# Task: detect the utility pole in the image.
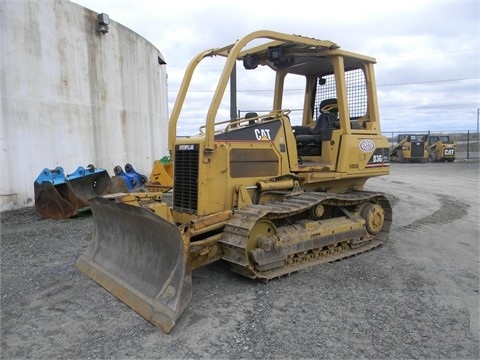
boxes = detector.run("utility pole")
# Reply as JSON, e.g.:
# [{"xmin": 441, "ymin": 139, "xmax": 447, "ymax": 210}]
[{"xmin": 477, "ymin": 108, "xmax": 479, "ymax": 152}]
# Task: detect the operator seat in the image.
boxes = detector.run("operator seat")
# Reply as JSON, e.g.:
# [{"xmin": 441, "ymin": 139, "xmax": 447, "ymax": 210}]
[{"xmin": 295, "ymin": 98, "xmax": 339, "ymax": 156}]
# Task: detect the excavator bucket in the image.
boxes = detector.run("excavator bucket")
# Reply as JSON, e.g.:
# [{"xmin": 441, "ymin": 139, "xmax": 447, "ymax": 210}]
[
  {"xmin": 34, "ymin": 167, "xmax": 88, "ymax": 220},
  {"xmin": 144, "ymin": 157, "xmax": 174, "ymax": 192},
  {"xmin": 34, "ymin": 165, "xmax": 112, "ymax": 220},
  {"xmin": 34, "ymin": 180, "xmax": 86, "ymax": 219},
  {"xmin": 76, "ymin": 196, "xmax": 192, "ymax": 333},
  {"xmin": 150, "ymin": 157, "xmax": 174, "ymax": 187},
  {"xmin": 111, "ymin": 164, "xmax": 147, "ymax": 191},
  {"xmin": 66, "ymin": 165, "xmax": 112, "ymax": 202}
]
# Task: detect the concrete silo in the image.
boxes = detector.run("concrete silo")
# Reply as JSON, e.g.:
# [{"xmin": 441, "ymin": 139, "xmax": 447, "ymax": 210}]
[{"xmin": 0, "ymin": 0, "xmax": 169, "ymax": 211}]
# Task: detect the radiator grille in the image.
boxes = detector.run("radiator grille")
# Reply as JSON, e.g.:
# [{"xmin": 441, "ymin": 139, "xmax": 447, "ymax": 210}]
[{"xmin": 173, "ymin": 144, "xmax": 199, "ymax": 213}]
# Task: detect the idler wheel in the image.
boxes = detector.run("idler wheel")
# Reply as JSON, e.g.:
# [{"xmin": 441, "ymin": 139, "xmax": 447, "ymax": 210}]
[{"xmin": 360, "ymin": 202, "xmax": 385, "ymax": 235}]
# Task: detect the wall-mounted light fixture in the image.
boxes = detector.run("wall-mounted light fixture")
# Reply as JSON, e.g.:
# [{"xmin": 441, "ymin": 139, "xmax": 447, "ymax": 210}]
[{"xmin": 97, "ymin": 13, "xmax": 109, "ymax": 34}]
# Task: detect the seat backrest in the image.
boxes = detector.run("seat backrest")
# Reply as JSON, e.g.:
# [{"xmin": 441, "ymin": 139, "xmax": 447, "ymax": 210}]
[
  {"xmin": 311, "ymin": 98, "xmax": 339, "ymax": 140},
  {"xmin": 312, "ymin": 112, "xmax": 338, "ymax": 140},
  {"xmin": 245, "ymin": 112, "xmax": 258, "ymax": 125},
  {"xmin": 319, "ymin": 98, "xmax": 338, "ymax": 113}
]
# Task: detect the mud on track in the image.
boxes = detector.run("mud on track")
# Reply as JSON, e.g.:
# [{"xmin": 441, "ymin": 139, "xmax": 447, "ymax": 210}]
[{"xmin": 1, "ymin": 161, "xmax": 479, "ymax": 359}]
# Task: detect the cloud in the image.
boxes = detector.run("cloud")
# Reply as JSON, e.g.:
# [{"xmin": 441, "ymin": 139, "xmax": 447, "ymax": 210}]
[{"xmin": 73, "ymin": 0, "xmax": 479, "ymax": 134}]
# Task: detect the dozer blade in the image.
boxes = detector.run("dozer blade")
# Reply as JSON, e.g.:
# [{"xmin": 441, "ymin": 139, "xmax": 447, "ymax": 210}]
[
  {"xmin": 76, "ymin": 196, "xmax": 192, "ymax": 333},
  {"xmin": 34, "ymin": 181, "xmax": 87, "ymax": 220}
]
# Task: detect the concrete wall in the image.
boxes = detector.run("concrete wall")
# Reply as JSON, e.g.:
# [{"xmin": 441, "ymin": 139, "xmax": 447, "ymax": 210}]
[{"xmin": 0, "ymin": 0, "xmax": 169, "ymax": 211}]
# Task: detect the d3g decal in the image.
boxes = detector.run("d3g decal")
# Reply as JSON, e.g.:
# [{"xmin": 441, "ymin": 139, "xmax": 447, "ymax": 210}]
[{"xmin": 366, "ymin": 147, "xmax": 390, "ymax": 167}]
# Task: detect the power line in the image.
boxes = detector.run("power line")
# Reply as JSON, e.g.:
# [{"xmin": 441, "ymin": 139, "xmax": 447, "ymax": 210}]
[
  {"xmin": 377, "ymin": 76, "xmax": 479, "ymax": 87},
  {"xmin": 167, "ymin": 76, "xmax": 479, "ymax": 93},
  {"xmin": 379, "ymin": 102, "xmax": 478, "ymax": 110}
]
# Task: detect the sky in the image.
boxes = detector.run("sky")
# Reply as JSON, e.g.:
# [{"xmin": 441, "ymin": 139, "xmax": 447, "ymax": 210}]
[{"xmin": 72, "ymin": 0, "xmax": 479, "ymax": 135}]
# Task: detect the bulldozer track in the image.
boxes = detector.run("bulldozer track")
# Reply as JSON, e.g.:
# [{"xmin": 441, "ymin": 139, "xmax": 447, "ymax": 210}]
[{"xmin": 220, "ymin": 191, "xmax": 392, "ymax": 281}]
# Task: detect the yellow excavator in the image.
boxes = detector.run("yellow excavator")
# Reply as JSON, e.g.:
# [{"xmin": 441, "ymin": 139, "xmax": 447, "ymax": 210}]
[{"xmin": 76, "ymin": 30, "xmax": 392, "ymax": 333}]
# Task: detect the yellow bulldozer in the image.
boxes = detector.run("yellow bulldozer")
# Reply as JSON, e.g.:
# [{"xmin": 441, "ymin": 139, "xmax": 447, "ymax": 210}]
[{"xmin": 76, "ymin": 30, "xmax": 392, "ymax": 333}]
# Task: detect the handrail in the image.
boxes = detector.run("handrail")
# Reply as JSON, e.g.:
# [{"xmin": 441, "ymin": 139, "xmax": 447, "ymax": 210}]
[{"xmin": 197, "ymin": 109, "xmax": 291, "ymax": 135}]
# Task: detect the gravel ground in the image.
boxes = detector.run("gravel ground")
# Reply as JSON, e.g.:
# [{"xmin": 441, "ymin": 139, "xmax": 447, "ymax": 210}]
[{"xmin": 1, "ymin": 161, "xmax": 479, "ymax": 359}]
